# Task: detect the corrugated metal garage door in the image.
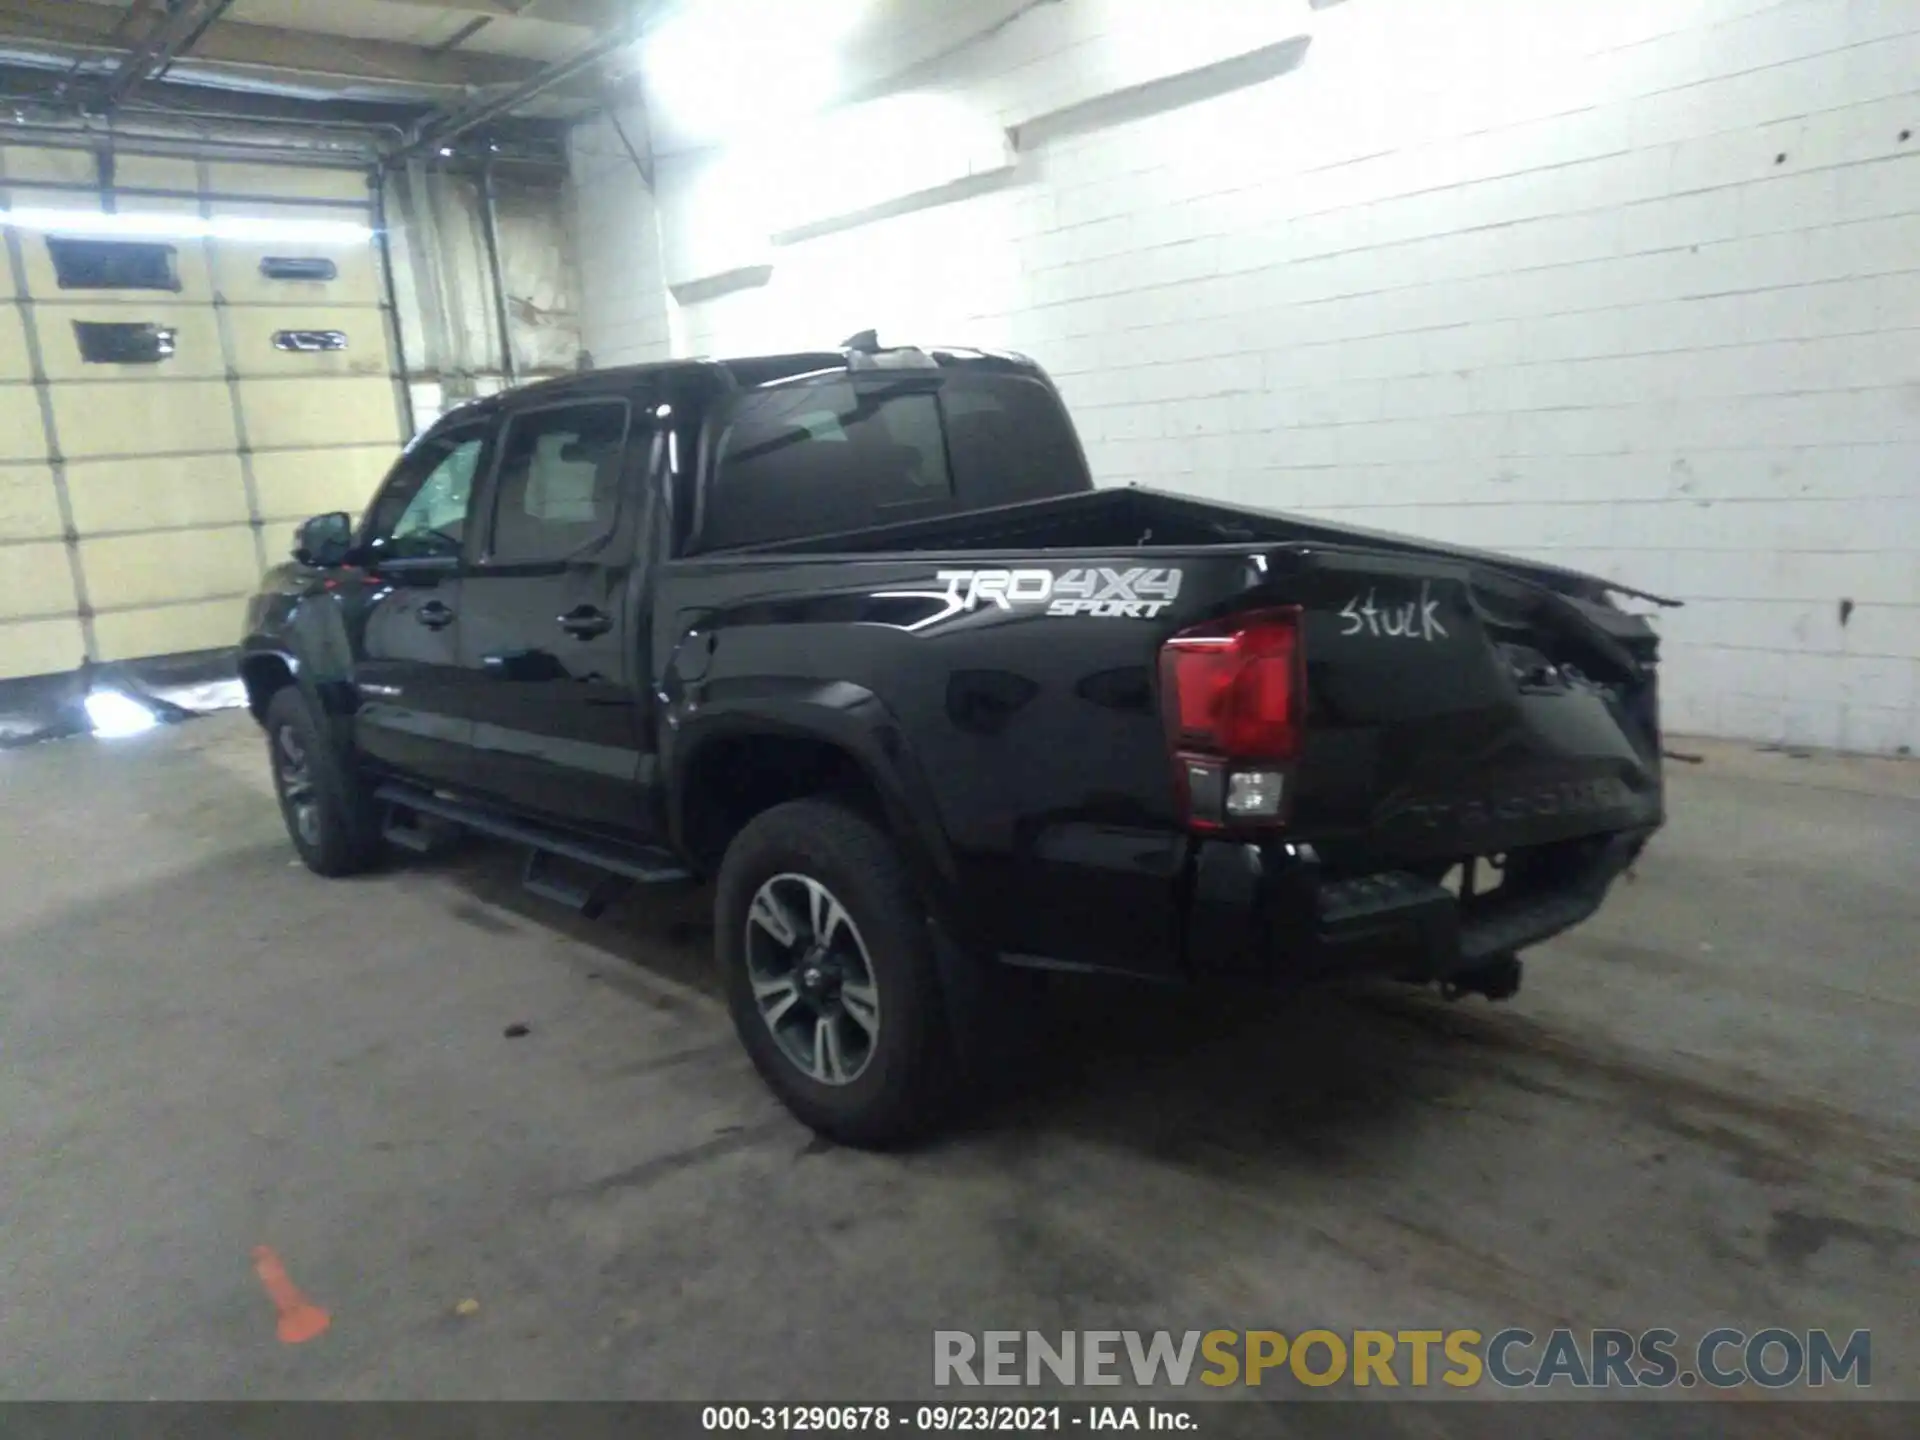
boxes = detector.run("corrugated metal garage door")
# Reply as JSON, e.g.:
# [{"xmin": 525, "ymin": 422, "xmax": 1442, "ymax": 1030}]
[{"xmin": 0, "ymin": 146, "xmax": 404, "ymax": 681}]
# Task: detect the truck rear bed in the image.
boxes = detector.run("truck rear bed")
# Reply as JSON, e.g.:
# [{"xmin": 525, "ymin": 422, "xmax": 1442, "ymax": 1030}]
[
  {"xmin": 670, "ymin": 485, "xmax": 1667, "ymax": 981},
  {"xmin": 733, "ymin": 484, "xmax": 1675, "ymax": 609}
]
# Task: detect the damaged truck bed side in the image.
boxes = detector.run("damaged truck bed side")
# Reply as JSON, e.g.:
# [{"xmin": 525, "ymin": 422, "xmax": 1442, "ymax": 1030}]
[{"xmin": 240, "ymin": 338, "xmax": 1672, "ymax": 1145}]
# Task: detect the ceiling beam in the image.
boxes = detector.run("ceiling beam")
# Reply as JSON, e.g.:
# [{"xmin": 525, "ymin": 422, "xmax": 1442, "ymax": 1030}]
[
  {"xmin": 40, "ymin": 0, "xmax": 156, "ymax": 106},
  {"xmin": 388, "ymin": 0, "xmax": 660, "ymax": 161},
  {"xmin": 361, "ymin": 0, "xmax": 622, "ymax": 27},
  {"xmin": 390, "ymin": 23, "xmax": 628, "ymax": 159},
  {"xmin": 95, "ymin": 0, "xmax": 235, "ymax": 111},
  {"xmin": 0, "ymin": 55, "xmax": 576, "ymax": 165},
  {"xmin": 0, "ymin": 0, "xmax": 561, "ymax": 93}
]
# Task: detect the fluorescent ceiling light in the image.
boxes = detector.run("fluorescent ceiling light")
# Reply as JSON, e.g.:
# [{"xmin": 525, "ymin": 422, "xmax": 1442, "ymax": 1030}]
[
  {"xmin": 1, "ymin": 207, "xmax": 372, "ymax": 244},
  {"xmin": 208, "ymin": 215, "xmax": 373, "ymax": 243},
  {"xmin": 84, "ymin": 689, "xmax": 158, "ymax": 739},
  {"xmin": 641, "ymin": 0, "xmax": 875, "ymax": 145}
]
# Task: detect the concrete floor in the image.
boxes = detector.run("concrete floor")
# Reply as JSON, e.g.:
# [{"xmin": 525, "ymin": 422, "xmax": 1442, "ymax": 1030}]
[{"xmin": 1, "ymin": 713, "xmax": 1915, "ymax": 1422}]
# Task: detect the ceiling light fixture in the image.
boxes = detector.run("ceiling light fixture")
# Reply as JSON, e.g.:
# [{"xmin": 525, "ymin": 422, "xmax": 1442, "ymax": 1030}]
[
  {"xmin": 1, "ymin": 207, "xmax": 374, "ymax": 244},
  {"xmin": 639, "ymin": 0, "xmax": 877, "ymax": 145}
]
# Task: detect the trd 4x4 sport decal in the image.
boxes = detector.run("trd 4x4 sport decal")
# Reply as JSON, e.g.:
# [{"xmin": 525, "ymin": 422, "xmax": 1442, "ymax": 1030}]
[{"xmin": 876, "ymin": 567, "xmax": 1184, "ymax": 631}]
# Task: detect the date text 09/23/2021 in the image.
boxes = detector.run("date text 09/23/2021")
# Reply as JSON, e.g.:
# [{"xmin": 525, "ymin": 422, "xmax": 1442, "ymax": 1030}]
[{"xmin": 702, "ymin": 1406, "xmax": 1189, "ymax": 1432}]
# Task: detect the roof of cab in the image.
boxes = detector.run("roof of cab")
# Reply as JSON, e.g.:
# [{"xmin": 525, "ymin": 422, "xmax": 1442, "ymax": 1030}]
[{"xmin": 433, "ymin": 343, "xmax": 1046, "ymax": 423}]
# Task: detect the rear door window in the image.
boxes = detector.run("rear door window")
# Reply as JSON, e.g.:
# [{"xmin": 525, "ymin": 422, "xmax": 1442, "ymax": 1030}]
[
  {"xmin": 486, "ymin": 400, "xmax": 631, "ymax": 563},
  {"xmin": 703, "ymin": 380, "xmax": 951, "ymax": 548}
]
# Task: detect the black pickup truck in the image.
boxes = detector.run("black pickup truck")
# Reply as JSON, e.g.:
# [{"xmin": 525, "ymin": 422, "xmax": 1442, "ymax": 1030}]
[{"xmin": 240, "ymin": 336, "xmax": 1669, "ymax": 1145}]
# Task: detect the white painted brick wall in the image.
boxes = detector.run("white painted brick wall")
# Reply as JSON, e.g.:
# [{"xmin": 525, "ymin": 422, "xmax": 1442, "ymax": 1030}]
[
  {"xmin": 569, "ymin": 105, "xmax": 674, "ymax": 366},
  {"xmin": 571, "ymin": 0, "xmax": 1920, "ymax": 755}
]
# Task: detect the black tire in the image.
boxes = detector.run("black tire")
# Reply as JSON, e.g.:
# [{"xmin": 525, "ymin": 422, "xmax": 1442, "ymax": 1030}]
[
  {"xmin": 264, "ymin": 685, "xmax": 382, "ymax": 877},
  {"xmin": 715, "ymin": 798, "xmax": 955, "ymax": 1147}
]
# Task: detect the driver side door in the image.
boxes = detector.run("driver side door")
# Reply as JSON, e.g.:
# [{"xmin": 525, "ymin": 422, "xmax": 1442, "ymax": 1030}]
[{"xmin": 351, "ymin": 418, "xmax": 492, "ymax": 787}]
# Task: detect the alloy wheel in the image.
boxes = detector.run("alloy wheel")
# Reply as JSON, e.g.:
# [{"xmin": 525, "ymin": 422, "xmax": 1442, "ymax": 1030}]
[
  {"xmin": 743, "ymin": 873, "xmax": 881, "ymax": 1086},
  {"xmin": 274, "ymin": 723, "xmax": 322, "ymax": 849}
]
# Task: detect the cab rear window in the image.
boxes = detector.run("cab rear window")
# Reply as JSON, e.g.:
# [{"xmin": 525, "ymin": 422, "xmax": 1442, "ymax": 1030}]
[{"xmin": 701, "ymin": 373, "xmax": 1087, "ymax": 550}]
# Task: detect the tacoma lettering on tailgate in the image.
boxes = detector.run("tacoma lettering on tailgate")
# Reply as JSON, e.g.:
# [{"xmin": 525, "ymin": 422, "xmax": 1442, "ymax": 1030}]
[{"xmin": 1399, "ymin": 777, "xmax": 1636, "ymax": 831}]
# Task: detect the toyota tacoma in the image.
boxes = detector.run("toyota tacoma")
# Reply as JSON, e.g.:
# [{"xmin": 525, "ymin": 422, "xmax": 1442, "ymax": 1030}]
[{"xmin": 239, "ymin": 335, "xmax": 1671, "ymax": 1145}]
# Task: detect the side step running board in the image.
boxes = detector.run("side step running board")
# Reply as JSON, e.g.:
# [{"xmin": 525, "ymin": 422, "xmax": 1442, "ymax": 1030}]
[
  {"xmin": 383, "ymin": 807, "xmax": 462, "ymax": 854},
  {"xmin": 522, "ymin": 848, "xmax": 629, "ymax": 918},
  {"xmin": 374, "ymin": 783, "xmax": 691, "ymax": 915}
]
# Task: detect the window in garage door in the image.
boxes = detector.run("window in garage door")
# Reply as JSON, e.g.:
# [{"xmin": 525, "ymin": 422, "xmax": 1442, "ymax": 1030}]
[
  {"xmin": 0, "ymin": 149, "xmax": 406, "ymax": 680},
  {"xmin": 46, "ymin": 237, "xmax": 183, "ymax": 292}
]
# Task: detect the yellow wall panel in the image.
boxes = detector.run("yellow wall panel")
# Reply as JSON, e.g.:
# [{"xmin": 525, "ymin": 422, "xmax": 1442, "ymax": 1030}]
[
  {"xmin": 0, "ymin": 307, "xmax": 32, "ymax": 380},
  {"xmin": 81, "ymin": 525, "xmax": 257, "ymax": 610},
  {"xmin": 93, "ymin": 598, "xmax": 243, "ymax": 662},
  {"xmin": 112, "ymin": 156, "xmax": 201, "ymax": 192},
  {"xmin": 0, "ymin": 539, "xmax": 76, "ymax": 620},
  {"xmin": 0, "ymin": 615, "xmax": 86, "ymax": 681},
  {"xmin": 34, "ymin": 304, "xmax": 224, "ymax": 381},
  {"xmin": 0, "ymin": 149, "xmax": 196, "ymax": 191},
  {"xmin": 65, "ymin": 454, "xmax": 249, "ymax": 535},
  {"xmin": 203, "ymin": 163, "xmax": 370, "ymax": 203},
  {"xmin": 0, "ymin": 464, "xmax": 64, "ymax": 542},
  {"xmin": 241, "ymin": 376, "xmax": 397, "ymax": 450},
  {"xmin": 0, "ymin": 386, "xmax": 49, "ymax": 461},
  {"xmin": 226, "ymin": 305, "xmax": 392, "ymax": 379},
  {"xmin": 51, "ymin": 380, "xmax": 236, "ymax": 459},
  {"xmin": 1, "ymin": 146, "xmax": 95, "ymax": 185},
  {"xmin": 251, "ymin": 445, "xmax": 394, "ymax": 524}
]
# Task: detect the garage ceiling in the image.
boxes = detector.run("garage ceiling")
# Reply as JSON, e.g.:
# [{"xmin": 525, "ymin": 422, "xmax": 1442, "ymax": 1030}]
[
  {"xmin": 0, "ymin": 0, "xmax": 604, "ymax": 94},
  {"xmin": 0, "ymin": 0, "xmax": 632, "ymax": 167},
  {"xmin": 0, "ymin": 0, "xmax": 1052, "ymax": 166}
]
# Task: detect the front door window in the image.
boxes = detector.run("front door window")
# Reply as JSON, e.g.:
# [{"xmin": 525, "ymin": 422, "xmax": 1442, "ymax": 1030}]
[{"xmin": 362, "ymin": 427, "xmax": 489, "ymax": 563}]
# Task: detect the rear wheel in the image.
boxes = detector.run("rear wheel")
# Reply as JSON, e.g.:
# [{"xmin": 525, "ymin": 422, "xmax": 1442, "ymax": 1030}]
[
  {"xmin": 264, "ymin": 686, "xmax": 381, "ymax": 877},
  {"xmin": 715, "ymin": 798, "xmax": 954, "ymax": 1147}
]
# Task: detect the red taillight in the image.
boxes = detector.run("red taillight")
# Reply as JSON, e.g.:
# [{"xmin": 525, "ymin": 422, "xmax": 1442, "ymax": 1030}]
[
  {"xmin": 1159, "ymin": 608, "xmax": 1303, "ymax": 829},
  {"xmin": 1160, "ymin": 609, "xmax": 1302, "ymax": 759}
]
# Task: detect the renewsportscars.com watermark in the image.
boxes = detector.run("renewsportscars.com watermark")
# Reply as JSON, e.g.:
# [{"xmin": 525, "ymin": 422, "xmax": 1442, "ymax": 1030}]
[{"xmin": 934, "ymin": 1328, "xmax": 1873, "ymax": 1391}]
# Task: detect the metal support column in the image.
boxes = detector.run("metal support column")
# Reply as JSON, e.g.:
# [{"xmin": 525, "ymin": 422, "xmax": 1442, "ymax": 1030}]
[
  {"xmin": 478, "ymin": 159, "xmax": 517, "ymax": 387},
  {"xmin": 371, "ymin": 172, "xmax": 418, "ymax": 439}
]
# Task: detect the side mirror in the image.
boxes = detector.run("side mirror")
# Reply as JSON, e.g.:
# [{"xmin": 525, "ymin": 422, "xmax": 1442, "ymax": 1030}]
[{"xmin": 293, "ymin": 511, "xmax": 353, "ymax": 567}]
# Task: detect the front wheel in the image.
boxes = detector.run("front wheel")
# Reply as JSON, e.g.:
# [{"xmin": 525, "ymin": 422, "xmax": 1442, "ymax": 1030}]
[
  {"xmin": 264, "ymin": 685, "xmax": 381, "ymax": 877},
  {"xmin": 714, "ymin": 798, "xmax": 954, "ymax": 1147}
]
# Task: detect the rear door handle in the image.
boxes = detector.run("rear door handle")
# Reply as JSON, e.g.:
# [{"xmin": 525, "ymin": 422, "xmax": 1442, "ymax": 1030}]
[
  {"xmin": 559, "ymin": 605, "xmax": 613, "ymax": 639},
  {"xmin": 415, "ymin": 600, "xmax": 455, "ymax": 630}
]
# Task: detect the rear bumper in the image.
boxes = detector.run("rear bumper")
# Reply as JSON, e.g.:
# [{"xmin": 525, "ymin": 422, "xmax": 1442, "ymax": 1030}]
[{"xmin": 1184, "ymin": 826, "xmax": 1655, "ymax": 984}]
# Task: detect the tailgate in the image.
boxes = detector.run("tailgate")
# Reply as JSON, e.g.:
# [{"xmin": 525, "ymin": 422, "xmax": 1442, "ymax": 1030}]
[{"xmin": 1256, "ymin": 544, "xmax": 1664, "ymax": 870}]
